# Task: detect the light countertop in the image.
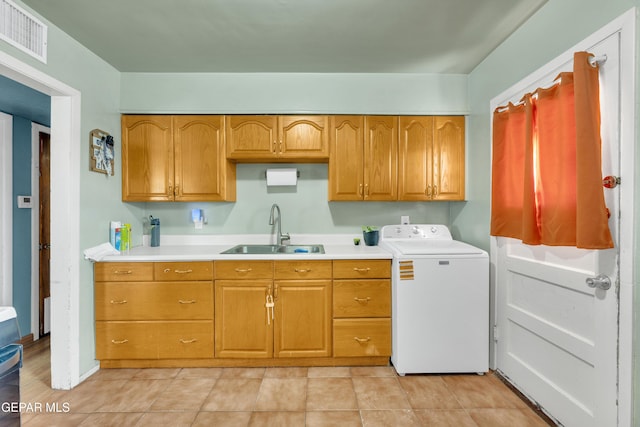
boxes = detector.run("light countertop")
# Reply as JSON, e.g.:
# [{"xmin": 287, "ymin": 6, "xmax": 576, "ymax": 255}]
[{"xmin": 95, "ymin": 234, "xmax": 392, "ymax": 262}]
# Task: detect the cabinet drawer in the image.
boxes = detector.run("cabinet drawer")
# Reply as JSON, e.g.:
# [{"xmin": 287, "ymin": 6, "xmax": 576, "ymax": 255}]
[
  {"xmin": 215, "ymin": 261, "xmax": 273, "ymax": 279},
  {"xmin": 154, "ymin": 262, "xmax": 213, "ymax": 281},
  {"xmin": 158, "ymin": 321, "xmax": 214, "ymax": 359},
  {"xmin": 96, "ymin": 321, "xmax": 157, "ymax": 359},
  {"xmin": 94, "ymin": 262, "xmax": 154, "ymax": 282},
  {"xmin": 333, "ymin": 280, "xmax": 390, "ymax": 318},
  {"xmin": 333, "ymin": 260, "xmax": 391, "ymax": 279},
  {"xmin": 333, "ymin": 318, "xmax": 391, "ymax": 357},
  {"xmin": 274, "ymin": 260, "xmax": 332, "ymax": 279},
  {"xmin": 95, "ymin": 282, "xmax": 213, "ymax": 320}
]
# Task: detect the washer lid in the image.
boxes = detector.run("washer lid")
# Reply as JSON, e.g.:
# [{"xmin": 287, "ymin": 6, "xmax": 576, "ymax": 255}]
[{"xmin": 391, "ymin": 240, "xmax": 485, "ymax": 255}]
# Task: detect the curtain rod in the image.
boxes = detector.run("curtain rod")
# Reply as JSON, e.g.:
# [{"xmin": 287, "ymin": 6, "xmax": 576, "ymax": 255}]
[{"xmin": 589, "ymin": 54, "xmax": 607, "ymax": 66}]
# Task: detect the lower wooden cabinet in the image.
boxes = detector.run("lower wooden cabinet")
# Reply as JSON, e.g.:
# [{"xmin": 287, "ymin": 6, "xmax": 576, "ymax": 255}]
[
  {"xmin": 94, "ymin": 261, "xmax": 215, "ymax": 362},
  {"xmin": 214, "ymin": 279, "xmax": 273, "ymax": 358},
  {"xmin": 214, "ymin": 260, "xmax": 332, "ymax": 359},
  {"xmin": 333, "ymin": 318, "xmax": 391, "ymax": 357},
  {"xmin": 96, "ymin": 320, "xmax": 214, "ymax": 360},
  {"xmin": 274, "ymin": 280, "xmax": 332, "ymax": 358},
  {"xmin": 95, "ymin": 259, "xmax": 390, "ymax": 367},
  {"xmin": 332, "ymin": 260, "xmax": 392, "ymax": 358}
]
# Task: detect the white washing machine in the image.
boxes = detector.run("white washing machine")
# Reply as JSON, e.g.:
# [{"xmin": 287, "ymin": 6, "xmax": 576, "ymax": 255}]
[{"xmin": 379, "ymin": 224, "xmax": 489, "ymax": 375}]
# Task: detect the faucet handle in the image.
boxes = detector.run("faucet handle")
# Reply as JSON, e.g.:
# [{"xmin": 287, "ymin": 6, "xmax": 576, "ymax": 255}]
[{"xmin": 281, "ymin": 233, "xmax": 291, "ymax": 244}]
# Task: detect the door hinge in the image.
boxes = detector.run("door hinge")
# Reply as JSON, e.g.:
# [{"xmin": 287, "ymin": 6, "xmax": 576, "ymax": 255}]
[{"xmin": 493, "ymin": 325, "xmax": 499, "ymax": 342}]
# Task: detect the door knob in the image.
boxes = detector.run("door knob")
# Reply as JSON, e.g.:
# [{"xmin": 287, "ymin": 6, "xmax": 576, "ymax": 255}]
[{"xmin": 586, "ymin": 274, "xmax": 611, "ymax": 290}]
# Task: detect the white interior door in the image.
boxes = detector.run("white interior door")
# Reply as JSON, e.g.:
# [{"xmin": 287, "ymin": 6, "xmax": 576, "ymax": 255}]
[{"xmin": 494, "ymin": 32, "xmax": 620, "ymax": 427}]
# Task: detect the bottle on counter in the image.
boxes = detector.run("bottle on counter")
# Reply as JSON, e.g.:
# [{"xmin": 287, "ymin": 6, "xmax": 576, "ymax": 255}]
[{"xmin": 150, "ymin": 216, "xmax": 160, "ymax": 247}]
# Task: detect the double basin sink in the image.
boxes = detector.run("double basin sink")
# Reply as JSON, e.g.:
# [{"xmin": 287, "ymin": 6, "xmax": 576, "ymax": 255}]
[{"xmin": 221, "ymin": 244, "xmax": 325, "ymax": 255}]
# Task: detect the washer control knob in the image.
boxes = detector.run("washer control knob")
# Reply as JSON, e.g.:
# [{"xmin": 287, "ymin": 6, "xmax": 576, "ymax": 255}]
[
  {"xmin": 431, "ymin": 226, "xmax": 438, "ymax": 234},
  {"xmin": 412, "ymin": 226, "xmax": 420, "ymax": 234}
]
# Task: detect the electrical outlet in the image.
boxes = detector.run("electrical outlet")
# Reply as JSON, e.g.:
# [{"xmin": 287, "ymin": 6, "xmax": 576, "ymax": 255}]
[{"xmin": 401, "ymin": 215, "xmax": 410, "ymax": 225}]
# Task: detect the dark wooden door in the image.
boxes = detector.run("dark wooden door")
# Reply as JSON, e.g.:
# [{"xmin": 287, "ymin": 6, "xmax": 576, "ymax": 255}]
[{"xmin": 39, "ymin": 131, "xmax": 50, "ymax": 336}]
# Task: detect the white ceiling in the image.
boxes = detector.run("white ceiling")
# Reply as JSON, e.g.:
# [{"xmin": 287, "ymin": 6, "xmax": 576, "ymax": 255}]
[{"xmin": 21, "ymin": 0, "xmax": 546, "ymax": 73}]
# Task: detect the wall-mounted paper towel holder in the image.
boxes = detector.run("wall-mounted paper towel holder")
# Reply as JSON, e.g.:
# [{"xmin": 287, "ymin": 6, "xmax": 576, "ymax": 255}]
[{"xmin": 265, "ymin": 168, "xmax": 299, "ymax": 186}]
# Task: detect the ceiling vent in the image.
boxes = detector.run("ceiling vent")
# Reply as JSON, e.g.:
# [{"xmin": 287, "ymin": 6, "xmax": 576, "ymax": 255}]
[{"xmin": 0, "ymin": 0, "xmax": 47, "ymax": 63}]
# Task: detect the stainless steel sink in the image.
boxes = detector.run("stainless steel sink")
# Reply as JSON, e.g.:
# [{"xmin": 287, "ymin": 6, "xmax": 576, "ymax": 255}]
[{"xmin": 221, "ymin": 244, "xmax": 325, "ymax": 255}]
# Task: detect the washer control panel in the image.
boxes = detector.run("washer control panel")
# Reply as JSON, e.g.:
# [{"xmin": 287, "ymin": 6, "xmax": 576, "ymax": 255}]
[{"xmin": 380, "ymin": 224, "xmax": 453, "ymax": 241}]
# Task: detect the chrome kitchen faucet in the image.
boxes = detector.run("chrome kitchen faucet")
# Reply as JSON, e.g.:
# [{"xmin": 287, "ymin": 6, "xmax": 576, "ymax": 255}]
[{"xmin": 269, "ymin": 203, "xmax": 290, "ymax": 246}]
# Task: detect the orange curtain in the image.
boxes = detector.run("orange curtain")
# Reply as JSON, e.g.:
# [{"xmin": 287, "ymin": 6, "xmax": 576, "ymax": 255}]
[
  {"xmin": 490, "ymin": 51, "xmax": 613, "ymax": 249},
  {"xmin": 573, "ymin": 52, "xmax": 613, "ymax": 249},
  {"xmin": 490, "ymin": 101, "xmax": 530, "ymax": 239}
]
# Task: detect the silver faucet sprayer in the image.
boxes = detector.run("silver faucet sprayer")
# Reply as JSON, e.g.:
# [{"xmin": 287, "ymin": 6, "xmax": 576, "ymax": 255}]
[{"xmin": 269, "ymin": 203, "xmax": 290, "ymax": 246}]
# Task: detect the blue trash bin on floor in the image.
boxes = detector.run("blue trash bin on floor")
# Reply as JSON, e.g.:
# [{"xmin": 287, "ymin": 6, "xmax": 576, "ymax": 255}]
[{"xmin": 0, "ymin": 307, "xmax": 22, "ymax": 426}]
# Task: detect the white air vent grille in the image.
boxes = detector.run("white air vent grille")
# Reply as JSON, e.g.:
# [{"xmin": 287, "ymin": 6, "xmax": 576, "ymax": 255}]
[{"xmin": 0, "ymin": 0, "xmax": 47, "ymax": 63}]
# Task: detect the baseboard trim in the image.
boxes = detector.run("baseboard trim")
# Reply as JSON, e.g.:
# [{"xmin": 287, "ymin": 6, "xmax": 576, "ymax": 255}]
[{"xmin": 19, "ymin": 333, "xmax": 34, "ymax": 346}]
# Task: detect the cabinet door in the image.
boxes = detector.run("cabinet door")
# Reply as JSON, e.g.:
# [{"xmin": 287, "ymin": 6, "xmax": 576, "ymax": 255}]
[
  {"xmin": 226, "ymin": 115, "xmax": 278, "ymax": 160},
  {"xmin": 279, "ymin": 116, "xmax": 329, "ymax": 160},
  {"xmin": 364, "ymin": 116, "xmax": 397, "ymax": 200},
  {"xmin": 121, "ymin": 115, "xmax": 174, "ymax": 201},
  {"xmin": 328, "ymin": 116, "xmax": 364, "ymax": 200},
  {"xmin": 273, "ymin": 280, "xmax": 332, "ymax": 358},
  {"xmin": 398, "ymin": 116, "xmax": 433, "ymax": 201},
  {"xmin": 174, "ymin": 115, "xmax": 235, "ymax": 201},
  {"xmin": 214, "ymin": 280, "xmax": 273, "ymax": 358},
  {"xmin": 432, "ymin": 116, "xmax": 465, "ymax": 200}
]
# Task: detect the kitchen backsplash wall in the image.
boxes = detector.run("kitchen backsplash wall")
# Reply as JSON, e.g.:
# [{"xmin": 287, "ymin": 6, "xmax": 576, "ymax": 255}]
[{"xmin": 128, "ymin": 163, "xmax": 453, "ymax": 240}]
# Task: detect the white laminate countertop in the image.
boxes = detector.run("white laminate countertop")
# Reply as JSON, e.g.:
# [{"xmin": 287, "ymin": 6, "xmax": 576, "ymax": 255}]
[{"xmin": 95, "ymin": 234, "xmax": 392, "ymax": 262}]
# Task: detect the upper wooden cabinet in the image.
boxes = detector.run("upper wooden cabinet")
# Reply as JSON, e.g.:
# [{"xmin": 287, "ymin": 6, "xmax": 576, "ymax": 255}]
[
  {"xmin": 329, "ymin": 116, "xmax": 397, "ymax": 201},
  {"xmin": 398, "ymin": 116, "xmax": 465, "ymax": 201},
  {"xmin": 226, "ymin": 115, "xmax": 329, "ymax": 162},
  {"xmin": 121, "ymin": 115, "xmax": 235, "ymax": 202}
]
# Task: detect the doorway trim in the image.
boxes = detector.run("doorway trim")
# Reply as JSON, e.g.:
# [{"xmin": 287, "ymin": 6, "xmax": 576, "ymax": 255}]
[
  {"xmin": 0, "ymin": 112, "xmax": 12, "ymax": 307},
  {"xmin": 0, "ymin": 49, "xmax": 81, "ymax": 390},
  {"xmin": 30, "ymin": 123, "xmax": 50, "ymax": 340}
]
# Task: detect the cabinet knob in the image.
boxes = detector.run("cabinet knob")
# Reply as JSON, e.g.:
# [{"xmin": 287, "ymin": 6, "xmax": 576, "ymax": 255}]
[
  {"xmin": 178, "ymin": 300, "xmax": 197, "ymax": 304},
  {"xmin": 353, "ymin": 336, "xmax": 371, "ymax": 344},
  {"xmin": 111, "ymin": 339, "xmax": 129, "ymax": 345},
  {"xmin": 109, "ymin": 300, "xmax": 128, "ymax": 304},
  {"xmin": 353, "ymin": 297, "xmax": 371, "ymax": 304},
  {"xmin": 179, "ymin": 338, "xmax": 198, "ymax": 344}
]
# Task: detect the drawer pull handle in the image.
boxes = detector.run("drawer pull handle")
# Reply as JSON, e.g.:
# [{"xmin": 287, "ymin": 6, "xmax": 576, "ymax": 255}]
[
  {"xmin": 353, "ymin": 336, "xmax": 371, "ymax": 343},
  {"xmin": 110, "ymin": 300, "xmax": 127, "ymax": 304},
  {"xmin": 111, "ymin": 339, "xmax": 128, "ymax": 344},
  {"xmin": 179, "ymin": 338, "xmax": 197, "ymax": 344},
  {"xmin": 294, "ymin": 268, "xmax": 311, "ymax": 273},
  {"xmin": 178, "ymin": 300, "xmax": 196, "ymax": 304},
  {"xmin": 113, "ymin": 270, "xmax": 133, "ymax": 275},
  {"xmin": 353, "ymin": 297, "xmax": 371, "ymax": 304},
  {"xmin": 164, "ymin": 268, "xmax": 193, "ymax": 274},
  {"xmin": 353, "ymin": 267, "xmax": 371, "ymax": 272},
  {"xmin": 234, "ymin": 268, "xmax": 253, "ymax": 273}
]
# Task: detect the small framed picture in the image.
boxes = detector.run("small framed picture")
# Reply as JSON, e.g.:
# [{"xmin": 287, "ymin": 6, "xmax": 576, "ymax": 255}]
[{"xmin": 90, "ymin": 129, "xmax": 114, "ymax": 175}]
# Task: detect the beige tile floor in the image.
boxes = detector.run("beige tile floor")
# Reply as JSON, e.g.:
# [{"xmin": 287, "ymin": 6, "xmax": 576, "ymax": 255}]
[{"xmin": 18, "ymin": 337, "xmax": 554, "ymax": 426}]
